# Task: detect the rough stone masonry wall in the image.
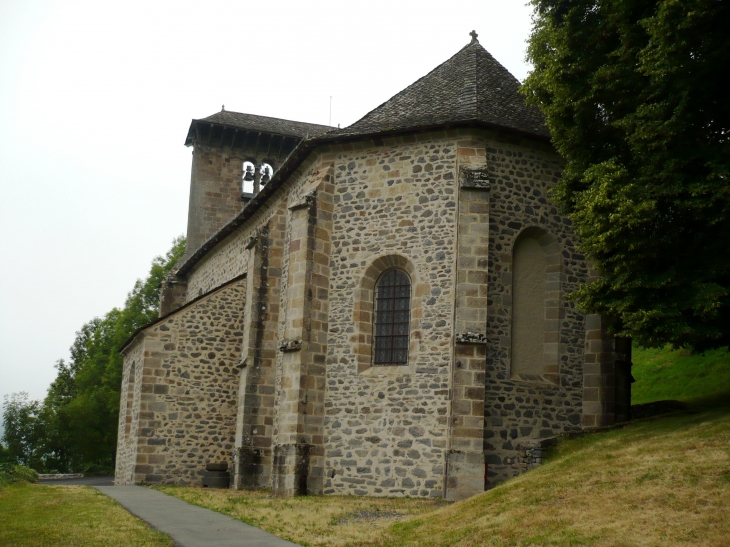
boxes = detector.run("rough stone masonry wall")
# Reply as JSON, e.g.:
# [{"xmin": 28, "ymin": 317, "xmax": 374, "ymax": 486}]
[
  {"xmin": 270, "ymin": 165, "xmax": 334, "ymax": 496},
  {"xmin": 185, "ymin": 154, "xmax": 325, "ymax": 302},
  {"xmin": 184, "ymin": 137, "xmax": 298, "ymax": 260},
  {"xmin": 186, "ymin": 226, "xmax": 251, "ymax": 300},
  {"xmin": 177, "ymin": 148, "xmax": 331, "ymax": 494},
  {"xmin": 323, "ymin": 132, "xmax": 459, "ymax": 497},
  {"xmin": 198, "ymin": 153, "xmax": 327, "ymax": 491},
  {"xmin": 166, "ymin": 127, "xmax": 616, "ymax": 497},
  {"xmin": 115, "ymin": 279, "xmax": 245, "ymax": 485},
  {"xmin": 185, "ymin": 145, "xmax": 247, "ymax": 256},
  {"xmin": 115, "ymin": 342, "xmax": 143, "ymax": 484},
  {"xmin": 481, "ymin": 129, "xmax": 590, "ymax": 487}
]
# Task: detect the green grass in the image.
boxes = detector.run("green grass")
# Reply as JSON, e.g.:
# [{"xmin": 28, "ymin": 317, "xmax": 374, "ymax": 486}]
[
  {"xmin": 160, "ymin": 405, "xmax": 730, "ymax": 546},
  {"xmin": 369, "ymin": 347, "xmax": 730, "ymax": 546},
  {"xmin": 161, "ymin": 406, "xmax": 730, "ymax": 546},
  {"xmin": 374, "ymin": 405, "xmax": 730, "ymax": 546},
  {"xmin": 0, "ymin": 482, "xmax": 172, "ymax": 547},
  {"xmin": 632, "ymin": 345, "xmax": 730, "ymax": 405},
  {"xmin": 155, "ymin": 485, "xmax": 446, "ymax": 547}
]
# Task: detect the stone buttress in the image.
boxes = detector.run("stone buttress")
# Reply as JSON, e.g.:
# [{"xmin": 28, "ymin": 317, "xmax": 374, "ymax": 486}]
[
  {"xmin": 230, "ymin": 212, "xmax": 285, "ymax": 490},
  {"xmin": 271, "ymin": 165, "xmax": 334, "ymax": 495}
]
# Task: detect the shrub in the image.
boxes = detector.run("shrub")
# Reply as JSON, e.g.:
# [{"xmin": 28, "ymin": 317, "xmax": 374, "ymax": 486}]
[{"xmin": 0, "ymin": 463, "xmax": 39, "ymax": 488}]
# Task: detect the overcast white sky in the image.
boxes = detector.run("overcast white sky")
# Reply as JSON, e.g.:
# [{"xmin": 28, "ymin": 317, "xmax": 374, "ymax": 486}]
[{"xmin": 0, "ymin": 0, "xmax": 534, "ymax": 410}]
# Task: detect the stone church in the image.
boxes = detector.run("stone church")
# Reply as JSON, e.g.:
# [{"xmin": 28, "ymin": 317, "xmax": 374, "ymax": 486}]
[{"xmin": 114, "ymin": 34, "xmax": 632, "ymax": 501}]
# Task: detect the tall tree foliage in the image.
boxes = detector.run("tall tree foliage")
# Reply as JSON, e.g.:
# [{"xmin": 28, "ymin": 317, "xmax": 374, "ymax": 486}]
[
  {"xmin": 523, "ymin": 0, "xmax": 730, "ymax": 350},
  {"xmin": 1, "ymin": 393, "xmax": 45, "ymax": 469},
  {"xmin": 1, "ymin": 237, "xmax": 186, "ymax": 472}
]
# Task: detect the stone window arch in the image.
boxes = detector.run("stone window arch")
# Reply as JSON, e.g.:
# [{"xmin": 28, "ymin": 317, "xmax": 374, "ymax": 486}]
[
  {"xmin": 353, "ymin": 255, "xmax": 421, "ymax": 374},
  {"xmin": 260, "ymin": 162, "xmax": 274, "ymax": 187},
  {"xmin": 510, "ymin": 227, "xmax": 562, "ymax": 384},
  {"xmin": 373, "ymin": 269, "xmax": 411, "ymax": 365}
]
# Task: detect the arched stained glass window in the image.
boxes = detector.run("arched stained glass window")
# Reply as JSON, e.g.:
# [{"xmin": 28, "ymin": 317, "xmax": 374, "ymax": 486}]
[{"xmin": 373, "ymin": 269, "xmax": 411, "ymax": 365}]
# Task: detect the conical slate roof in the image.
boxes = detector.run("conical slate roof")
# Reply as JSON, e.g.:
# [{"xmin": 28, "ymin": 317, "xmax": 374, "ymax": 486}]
[{"xmin": 332, "ymin": 38, "xmax": 549, "ymax": 139}]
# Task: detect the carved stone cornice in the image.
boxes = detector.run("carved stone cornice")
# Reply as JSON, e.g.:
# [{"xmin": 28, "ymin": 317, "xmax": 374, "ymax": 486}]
[
  {"xmin": 459, "ymin": 166, "xmax": 490, "ymax": 190},
  {"xmin": 455, "ymin": 332, "xmax": 488, "ymax": 345},
  {"xmin": 288, "ymin": 190, "xmax": 317, "ymax": 211},
  {"xmin": 279, "ymin": 339, "xmax": 302, "ymax": 352}
]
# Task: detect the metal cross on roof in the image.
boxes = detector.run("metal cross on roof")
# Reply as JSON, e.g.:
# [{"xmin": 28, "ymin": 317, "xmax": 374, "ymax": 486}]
[{"xmin": 469, "ymin": 30, "xmax": 479, "ymax": 44}]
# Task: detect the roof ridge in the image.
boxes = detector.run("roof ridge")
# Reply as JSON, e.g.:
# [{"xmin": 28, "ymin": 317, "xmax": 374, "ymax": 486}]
[
  {"xmin": 176, "ymin": 39, "xmax": 550, "ymax": 276},
  {"xmin": 187, "ymin": 110, "xmax": 334, "ymax": 144},
  {"xmin": 457, "ymin": 45, "xmax": 479, "ymax": 120}
]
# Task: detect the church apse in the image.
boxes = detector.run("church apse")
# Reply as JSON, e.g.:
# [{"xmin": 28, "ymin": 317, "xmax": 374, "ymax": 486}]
[{"xmin": 117, "ymin": 34, "xmax": 631, "ymax": 498}]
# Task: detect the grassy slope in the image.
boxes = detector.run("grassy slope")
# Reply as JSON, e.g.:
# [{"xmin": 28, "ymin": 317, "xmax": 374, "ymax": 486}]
[
  {"xmin": 374, "ymin": 346, "xmax": 730, "ymax": 546},
  {"xmin": 0, "ymin": 483, "xmax": 172, "ymax": 547},
  {"xmin": 377, "ymin": 406, "xmax": 730, "ymax": 547},
  {"xmin": 631, "ymin": 346, "xmax": 730, "ymax": 405}
]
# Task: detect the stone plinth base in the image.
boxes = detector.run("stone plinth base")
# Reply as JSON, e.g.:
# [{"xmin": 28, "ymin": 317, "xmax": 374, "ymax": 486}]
[
  {"xmin": 271, "ymin": 443, "xmax": 312, "ymax": 496},
  {"xmin": 445, "ymin": 450, "xmax": 485, "ymax": 501},
  {"xmin": 231, "ymin": 446, "xmax": 269, "ymax": 490}
]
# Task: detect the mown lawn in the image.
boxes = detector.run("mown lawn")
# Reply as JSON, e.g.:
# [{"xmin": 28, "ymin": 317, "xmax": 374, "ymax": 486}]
[
  {"xmin": 155, "ymin": 485, "xmax": 447, "ymax": 547},
  {"xmin": 0, "ymin": 483, "xmax": 172, "ymax": 547},
  {"xmin": 160, "ymin": 407, "xmax": 730, "ymax": 547},
  {"xmin": 7, "ymin": 345, "xmax": 726, "ymax": 547}
]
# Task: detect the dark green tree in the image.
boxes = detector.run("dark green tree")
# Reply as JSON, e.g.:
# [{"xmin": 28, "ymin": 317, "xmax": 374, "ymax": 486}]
[
  {"xmin": 57, "ymin": 235, "xmax": 187, "ymax": 472},
  {"xmin": 1, "ymin": 393, "xmax": 44, "ymax": 469},
  {"xmin": 36, "ymin": 360, "xmax": 77, "ymax": 472},
  {"xmin": 0, "ymin": 443, "xmax": 14, "ymax": 465},
  {"xmin": 1, "ymin": 236, "xmax": 187, "ymax": 473},
  {"xmin": 523, "ymin": 0, "xmax": 730, "ymax": 350}
]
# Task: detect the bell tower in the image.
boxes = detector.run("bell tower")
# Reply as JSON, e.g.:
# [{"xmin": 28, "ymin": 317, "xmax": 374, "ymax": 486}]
[{"xmin": 182, "ymin": 109, "xmax": 331, "ymax": 257}]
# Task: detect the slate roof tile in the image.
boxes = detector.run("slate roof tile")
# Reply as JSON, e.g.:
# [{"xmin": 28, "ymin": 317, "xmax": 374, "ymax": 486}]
[{"xmin": 330, "ymin": 40, "xmax": 549, "ymax": 139}]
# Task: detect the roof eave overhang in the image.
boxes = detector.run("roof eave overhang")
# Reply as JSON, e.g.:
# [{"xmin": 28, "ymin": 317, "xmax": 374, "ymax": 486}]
[
  {"xmin": 324, "ymin": 118, "xmax": 551, "ymax": 146},
  {"xmin": 184, "ymin": 119, "xmax": 312, "ymax": 147}
]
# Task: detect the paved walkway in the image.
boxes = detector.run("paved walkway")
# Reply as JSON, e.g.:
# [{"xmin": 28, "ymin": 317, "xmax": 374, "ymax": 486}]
[{"xmin": 95, "ymin": 486, "xmax": 299, "ymax": 547}]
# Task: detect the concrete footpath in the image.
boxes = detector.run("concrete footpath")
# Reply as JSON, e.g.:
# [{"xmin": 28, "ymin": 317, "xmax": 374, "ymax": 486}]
[{"xmin": 95, "ymin": 486, "xmax": 299, "ymax": 547}]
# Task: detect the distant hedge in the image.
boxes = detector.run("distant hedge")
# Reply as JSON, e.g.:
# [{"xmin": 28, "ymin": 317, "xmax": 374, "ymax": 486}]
[{"xmin": 0, "ymin": 463, "xmax": 38, "ymax": 487}]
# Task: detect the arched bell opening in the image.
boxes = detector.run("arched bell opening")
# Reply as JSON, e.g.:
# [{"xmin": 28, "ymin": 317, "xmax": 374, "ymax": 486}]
[
  {"xmin": 241, "ymin": 160, "xmax": 276, "ymax": 196},
  {"xmin": 242, "ymin": 161, "xmax": 256, "ymax": 194}
]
